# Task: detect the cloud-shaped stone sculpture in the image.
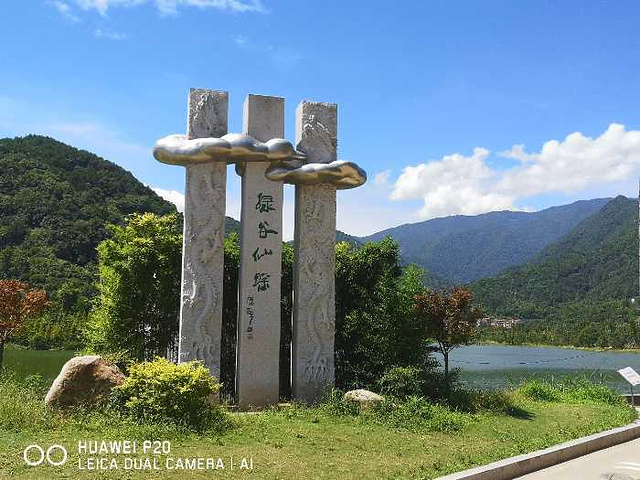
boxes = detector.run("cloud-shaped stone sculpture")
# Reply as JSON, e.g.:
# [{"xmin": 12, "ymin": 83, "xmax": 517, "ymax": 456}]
[
  {"xmin": 154, "ymin": 131, "xmax": 366, "ymax": 188},
  {"xmin": 153, "ymin": 133, "xmax": 306, "ymax": 166},
  {"xmin": 265, "ymin": 160, "xmax": 367, "ymax": 189}
]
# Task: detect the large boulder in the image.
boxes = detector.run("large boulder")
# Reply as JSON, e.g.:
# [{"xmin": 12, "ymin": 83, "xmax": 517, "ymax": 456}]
[
  {"xmin": 45, "ymin": 356, "xmax": 125, "ymax": 408},
  {"xmin": 343, "ymin": 389, "xmax": 384, "ymax": 408}
]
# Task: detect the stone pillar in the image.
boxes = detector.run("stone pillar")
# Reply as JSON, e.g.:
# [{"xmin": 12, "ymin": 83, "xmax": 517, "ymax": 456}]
[
  {"xmin": 292, "ymin": 101, "xmax": 338, "ymax": 403},
  {"xmin": 236, "ymin": 94, "xmax": 284, "ymax": 409},
  {"xmin": 177, "ymin": 88, "xmax": 228, "ymax": 382}
]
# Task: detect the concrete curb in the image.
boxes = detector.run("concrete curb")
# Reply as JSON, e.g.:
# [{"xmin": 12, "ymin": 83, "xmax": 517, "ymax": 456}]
[{"xmin": 436, "ymin": 420, "xmax": 640, "ymax": 480}]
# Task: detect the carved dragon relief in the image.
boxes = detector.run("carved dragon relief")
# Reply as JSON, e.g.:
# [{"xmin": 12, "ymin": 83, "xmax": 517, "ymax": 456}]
[
  {"xmin": 181, "ymin": 164, "xmax": 225, "ymax": 373},
  {"xmin": 299, "ymin": 187, "xmax": 336, "ymax": 382},
  {"xmin": 191, "ymin": 91, "xmax": 223, "ymax": 138}
]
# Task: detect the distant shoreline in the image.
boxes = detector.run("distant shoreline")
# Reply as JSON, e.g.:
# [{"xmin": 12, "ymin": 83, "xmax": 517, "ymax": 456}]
[{"xmin": 475, "ymin": 340, "xmax": 640, "ymax": 354}]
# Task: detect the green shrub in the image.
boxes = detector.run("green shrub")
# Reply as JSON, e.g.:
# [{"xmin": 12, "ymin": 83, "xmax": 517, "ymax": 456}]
[
  {"xmin": 379, "ymin": 366, "xmax": 425, "ymax": 399},
  {"xmin": 378, "ymin": 359, "xmax": 463, "ymax": 403},
  {"xmin": 446, "ymin": 387, "xmax": 516, "ymax": 414},
  {"xmin": 369, "ymin": 397, "xmax": 471, "ymax": 432},
  {"xmin": 566, "ymin": 382, "xmax": 626, "ymax": 405},
  {"xmin": 471, "ymin": 389, "xmax": 516, "ymax": 413},
  {"xmin": 101, "ymin": 350, "xmax": 135, "ymax": 375},
  {"xmin": 517, "ymin": 378, "xmax": 626, "ymax": 407},
  {"xmin": 518, "ymin": 380, "xmax": 563, "ymax": 402},
  {"xmin": 421, "ymin": 361, "xmax": 462, "ymax": 401},
  {"xmin": 320, "ymin": 388, "xmax": 360, "ymax": 416},
  {"xmin": 111, "ymin": 358, "xmax": 224, "ymax": 430},
  {"xmin": 553, "ymin": 378, "xmax": 625, "ymax": 406},
  {"xmin": 562, "ymin": 381, "xmax": 623, "ymax": 406}
]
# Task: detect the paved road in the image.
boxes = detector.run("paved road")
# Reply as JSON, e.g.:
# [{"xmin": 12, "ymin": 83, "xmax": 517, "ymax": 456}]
[{"xmin": 519, "ymin": 437, "xmax": 640, "ymax": 480}]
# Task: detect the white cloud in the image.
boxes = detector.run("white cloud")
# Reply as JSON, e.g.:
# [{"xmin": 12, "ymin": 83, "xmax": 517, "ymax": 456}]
[
  {"xmin": 50, "ymin": 1, "xmax": 82, "ymax": 22},
  {"xmin": 374, "ymin": 169, "xmax": 391, "ymax": 186},
  {"xmin": 93, "ymin": 28, "xmax": 129, "ymax": 40},
  {"xmin": 391, "ymin": 124, "xmax": 640, "ymax": 220},
  {"xmin": 69, "ymin": 0, "xmax": 266, "ymax": 16},
  {"xmin": 497, "ymin": 124, "xmax": 640, "ymax": 198},
  {"xmin": 151, "ymin": 187, "xmax": 185, "ymax": 212}
]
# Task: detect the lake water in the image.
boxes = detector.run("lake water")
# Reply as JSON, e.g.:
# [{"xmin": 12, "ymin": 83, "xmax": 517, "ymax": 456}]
[
  {"xmin": 439, "ymin": 345, "xmax": 640, "ymax": 393},
  {"xmin": 6, "ymin": 344, "xmax": 640, "ymax": 394},
  {"xmin": 4, "ymin": 346, "xmax": 75, "ymax": 382}
]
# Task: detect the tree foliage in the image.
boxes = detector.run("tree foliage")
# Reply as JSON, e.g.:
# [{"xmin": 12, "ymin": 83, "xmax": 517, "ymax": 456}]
[
  {"xmin": 0, "ymin": 280, "xmax": 49, "ymax": 368},
  {"xmin": 86, "ymin": 213, "xmax": 182, "ymax": 360},
  {"xmin": 479, "ymin": 300, "xmax": 640, "ymax": 349},
  {"xmin": 414, "ymin": 288, "xmax": 482, "ymax": 380},
  {"xmin": 335, "ymin": 238, "xmax": 428, "ymax": 389}
]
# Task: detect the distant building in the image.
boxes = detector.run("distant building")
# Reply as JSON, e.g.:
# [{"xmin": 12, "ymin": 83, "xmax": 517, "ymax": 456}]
[{"xmin": 478, "ymin": 316, "xmax": 523, "ymax": 329}]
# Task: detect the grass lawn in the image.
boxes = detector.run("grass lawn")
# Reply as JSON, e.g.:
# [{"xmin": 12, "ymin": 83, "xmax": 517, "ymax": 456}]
[{"xmin": 0, "ymin": 375, "xmax": 636, "ymax": 480}]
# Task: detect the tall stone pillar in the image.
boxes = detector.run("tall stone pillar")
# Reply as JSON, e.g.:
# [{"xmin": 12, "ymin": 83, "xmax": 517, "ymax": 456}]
[
  {"xmin": 292, "ymin": 101, "xmax": 338, "ymax": 403},
  {"xmin": 236, "ymin": 95, "xmax": 284, "ymax": 409},
  {"xmin": 178, "ymin": 88, "xmax": 228, "ymax": 380}
]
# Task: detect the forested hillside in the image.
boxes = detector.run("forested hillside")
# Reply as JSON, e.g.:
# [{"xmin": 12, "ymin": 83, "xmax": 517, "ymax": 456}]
[
  {"xmin": 336, "ymin": 230, "xmax": 361, "ymax": 245},
  {"xmin": 472, "ymin": 195, "xmax": 638, "ymax": 318},
  {"xmin": 0, "ymin": 136, "xmax": 245, "ymax": 311},
  {"xmin": 361, "ymin": 198, "xmax": 609, "ymax": 283},
  {"xmin": 0, "ymin": 135, "xmax": 181, "ymax": 311}
]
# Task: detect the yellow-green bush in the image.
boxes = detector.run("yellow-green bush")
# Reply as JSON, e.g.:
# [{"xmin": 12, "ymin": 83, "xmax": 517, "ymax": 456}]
[{"xmin": 111, "ymin": 358, "xmax": 223, "ymax": 430}]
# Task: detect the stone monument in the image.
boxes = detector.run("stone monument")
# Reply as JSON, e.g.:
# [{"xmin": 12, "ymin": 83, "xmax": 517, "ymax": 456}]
[
  {"xmin": 155, "ymin": 89, "xmax": 228, "ymax": 381},
  {"xmin": 293, "ymin": 102, "xmax": 339, "ymax": 403},
  {"xmin": 154, "ymin": 88, "xmax": 366, "ymax": 408},
  {"xmin": 236, "ymin": 95, "xmax": 285, "ymax": 409}
]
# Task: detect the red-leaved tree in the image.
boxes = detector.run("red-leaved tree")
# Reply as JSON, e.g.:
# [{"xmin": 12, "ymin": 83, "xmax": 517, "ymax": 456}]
[
  {"xmin": 414, "ymin": 288, "xmax": 482, "ymax": 384},
  {"xmin": 0, "ymin": 280, "xmax": 50, "ymax": 370}
]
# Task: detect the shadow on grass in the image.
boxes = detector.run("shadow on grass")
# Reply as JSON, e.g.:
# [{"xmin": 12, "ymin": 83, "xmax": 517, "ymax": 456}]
[
  {"xmin": 504, "ymin": 405, "xmax": 535, "ymax": 420},
  {"xmin": 446, "ymin": 388, "xmax": 535, "ymax": 420}
]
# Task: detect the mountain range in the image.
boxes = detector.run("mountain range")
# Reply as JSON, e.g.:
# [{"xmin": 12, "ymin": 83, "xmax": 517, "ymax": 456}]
[
  {"xmin": 359, "ymin": 199, "xmax": 611, "ymax": 284},
  {"xmin": 1, "ymin": 135, "xmax": 637, "ymax": 320},
  {"xmin": 471, "ymin": 195, "xmax": 638, "ymax": 317}
]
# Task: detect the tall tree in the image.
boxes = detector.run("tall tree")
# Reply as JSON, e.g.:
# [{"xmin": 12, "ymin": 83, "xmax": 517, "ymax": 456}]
[
  {"xmin": 414, "ymin": 288, "xmax": 482, "ymax": 383},
  {"xmin": 0, "ymin": 280, "xmax": 49, "ymax": 369},
  {"xmin": 335, "ymin": 238, "xmax": 428, "ymax": 389},
  {"xmin": 86, "ymin": 213, "xmax": 182, "ymax": 361}
]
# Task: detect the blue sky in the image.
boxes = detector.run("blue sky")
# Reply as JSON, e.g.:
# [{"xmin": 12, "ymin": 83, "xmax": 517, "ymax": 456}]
[{"xmin": 1, "ymin": 0, "xmax": 640, "ymax": 238}]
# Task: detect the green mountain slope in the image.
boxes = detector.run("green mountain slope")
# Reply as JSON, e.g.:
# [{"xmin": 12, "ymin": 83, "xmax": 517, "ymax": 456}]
[
  {"xmin": 360, "ymin": 199, "xmax": 609, "ymax": 283},
  {"xmin": 0, "ymin": 135, "xmax": 241, "ymax": 307},
  {"xmin": 336, "ymin": 230, "xmax": 361, "ymax": 246},
  {"xmin": 471, "ymin": 196, "xmax": 638, "ymax": 317}
]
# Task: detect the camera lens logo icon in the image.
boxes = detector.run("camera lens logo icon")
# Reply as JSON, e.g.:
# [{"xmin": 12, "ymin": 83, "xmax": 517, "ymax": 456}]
[{"xmin": 23, "ymin": 444, "xmax": 68, "ymax": 466}]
